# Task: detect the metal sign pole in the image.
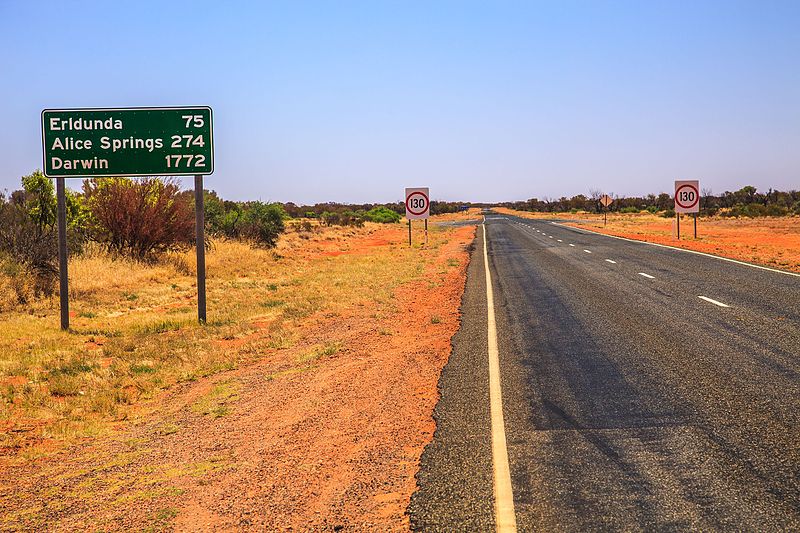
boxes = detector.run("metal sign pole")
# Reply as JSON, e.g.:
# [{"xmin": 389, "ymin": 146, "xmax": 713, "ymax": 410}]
[
  {"xmin": 424, "ymin": 219, "xmax": 428, "ymax": 245},
  {"xmin": 676, "ymin": 213, "xmax": 680, "ymax": 240},
  {"xmin": 408, "ymin": 220, "xmax": 412, "ymax": 247},
  {"xmin": 194, "ymin": 175, "xmax": 207, "ymax": 324},
  {"xmin": 694, "ymin": 214, "xmax": 697, "ymax": 239},
  {"xmin": 56, "ymin": 177, "xmax": 69, "ymax": 330}
]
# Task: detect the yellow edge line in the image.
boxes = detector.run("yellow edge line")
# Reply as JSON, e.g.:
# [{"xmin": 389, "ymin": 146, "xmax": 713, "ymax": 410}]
[{"xmin": 482, "ymin": 220, "xmax": 518, "ymax": 532}]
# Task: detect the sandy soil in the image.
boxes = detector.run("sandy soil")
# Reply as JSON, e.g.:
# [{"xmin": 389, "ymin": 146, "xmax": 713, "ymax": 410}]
[
  {"xmin": 494, "ymin": 208, "xmax": 800, "ymax": 274},
  {"xmin": 0, "ymin": 223, "xmax": 476, "ymax": 531}
]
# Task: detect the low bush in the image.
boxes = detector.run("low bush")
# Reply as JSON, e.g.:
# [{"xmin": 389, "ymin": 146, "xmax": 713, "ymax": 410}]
[
  {"xmin": 0, "ymin": 171, "xmax": 86, "ymax": 302},
  {"xmin": 363, "ymin": 206, "xmax": 401, "ymax": 223},
  {"xmin": 619, "ymin": 206, "xmax": 640, "ymax": 214},
  {"xmin": 83, "ymin": 178, "xmax": 195, "ymax": 260},
  {"xmin": 720, "ymin": 203, "xmax": 789, "ymax": 218},
  {"xmin": 238, "ymin": 202, "xmax": 286, "ymax": 247},
  {"xmin": 321, "ymin": 211, "xmax": 364, "ymax": 227}
]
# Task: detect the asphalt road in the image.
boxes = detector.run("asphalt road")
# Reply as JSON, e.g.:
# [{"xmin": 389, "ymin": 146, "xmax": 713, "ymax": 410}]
[{"xmin": 410, "ymin": 214, "xmax": 800, "ymax": 531}]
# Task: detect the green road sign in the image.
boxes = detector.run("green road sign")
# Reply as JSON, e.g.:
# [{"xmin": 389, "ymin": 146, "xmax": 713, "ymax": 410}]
[{"xmin": 41, "ymin": 106, "xmax": 214, "ymax": 177}]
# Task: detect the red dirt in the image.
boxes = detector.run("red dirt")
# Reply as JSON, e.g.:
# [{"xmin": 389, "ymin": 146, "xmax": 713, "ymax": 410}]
[
  {"xmin": 0, "ymin": 223, "xmax": 476, "ymax": 531},
  {"xmin": 493, "ymin": 208, "xmax": 800, "ymax": 274},
  {"xmin": 565, "ymin": 216, "xmax": 800, "ymax": 273}
]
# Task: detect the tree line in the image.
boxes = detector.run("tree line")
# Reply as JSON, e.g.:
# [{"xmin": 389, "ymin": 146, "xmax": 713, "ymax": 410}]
[
  {"xmin": 0, "ymin": 172, "xmax": 430, "ymax": 304},
  {"xmin": 498, "ymin": 185, "xmax": 800, "ymax": 218},
  {"xmin": 3, "ymin": 172, "xmax": 796, "ymax": 306}
]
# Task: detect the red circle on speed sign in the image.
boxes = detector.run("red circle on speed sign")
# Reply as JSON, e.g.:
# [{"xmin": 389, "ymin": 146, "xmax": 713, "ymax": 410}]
[
  {"xmin": 675, "ymin": 184, "xmax": 699, "ymax": 209},
  {"xmin": 406, "ymin": 191, "xmax": 429, "ymax": 215}
]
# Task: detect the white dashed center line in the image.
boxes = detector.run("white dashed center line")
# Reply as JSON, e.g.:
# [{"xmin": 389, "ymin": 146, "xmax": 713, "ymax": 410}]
[
  {"xmin": 583, "ymin": 249, "xmax": 592, "ymax": 254},
  {"xmin": 638, "ymin": 272, "xmax": 655, "ymax": 279},
  {"xmin": 557, "ymin": 239, "xmax": 562, "ymax": 242},
  {"xmin": 569, "ymin": 244, "xmax": 575, "ymax": 247},
  {"xmin": 605, "ymin": 259, "xmax": 616, "ymax": 264},
  {"xmin": 549, "ymin": 236, "xmax": 553, "ymax": 239},
  {"xmin": 698, "ymin": 296, "xmax": 730, "ymax": 308}
]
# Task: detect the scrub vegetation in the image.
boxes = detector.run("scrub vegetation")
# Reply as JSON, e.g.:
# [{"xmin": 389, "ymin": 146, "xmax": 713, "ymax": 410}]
[
  {"xmin": 0, "ymin": 171, "xmax": 430, "ymax": 307},
  {"xmin": 499, "ymin": 185, "xmax": 800, "ymax": 218},
  {"xmin": 0, "ymin": 212, "xmax": 466, "ymax": 457}
]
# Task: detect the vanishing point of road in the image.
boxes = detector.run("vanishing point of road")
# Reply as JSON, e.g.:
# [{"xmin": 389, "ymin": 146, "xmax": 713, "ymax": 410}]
[{"xmin": 410, "ymin": 213, "xmax": 799, "ymax": 531}]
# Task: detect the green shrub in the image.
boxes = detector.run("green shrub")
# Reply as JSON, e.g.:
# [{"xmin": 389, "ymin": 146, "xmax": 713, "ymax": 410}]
[
  {"xmin": 239, "ymin": 202, "xmax": 286, "ymax": 247},
  {"xmin": 646, "ymin": 205, "xmax": 659, "ymax": 214},
  {"xmin": 364, "ymin": 206, "xmax": 401, "ymax": 223},
  {"xmin": 721, "ymin": 203, "xmax": 788, "ymax": 218},
  {"xmin": 0, "ymin": 171, "xmax": 87, "ymax": 300},
  {"xmin": 661, "ymin": 208, "xmax": 676, "ymax": 218},
  {"xmin": 619, "ymin": 206, "xmax": 640, "ymax": 214}
]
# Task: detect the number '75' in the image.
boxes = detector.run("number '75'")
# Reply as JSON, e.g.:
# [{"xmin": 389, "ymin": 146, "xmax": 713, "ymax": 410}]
[{"xmin": 182, "ymin": 115, "xmax": 205, "ymax": 128}]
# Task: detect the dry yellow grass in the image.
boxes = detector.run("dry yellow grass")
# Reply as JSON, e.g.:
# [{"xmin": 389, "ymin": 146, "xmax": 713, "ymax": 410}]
[{"xmin": 0, "ymin": 220, "xmax": 457, "ymax": 458}]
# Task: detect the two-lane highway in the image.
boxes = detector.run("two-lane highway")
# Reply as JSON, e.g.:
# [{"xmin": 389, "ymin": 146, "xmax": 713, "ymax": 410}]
[{"xmin": 411, "ymin": 214, "xmax": 800, "ymax": 531}]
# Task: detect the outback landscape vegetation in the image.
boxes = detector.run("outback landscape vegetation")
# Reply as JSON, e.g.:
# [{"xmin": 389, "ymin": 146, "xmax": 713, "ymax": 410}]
[
  {"xmin": 1, "ymin": 169, "xmax": 798, "ymax": 529},
  {"xmin": 2, "ymin": 0, "xmax": 798, "ymax": 529},
  {"xmin": 0, "ymin": 170, "xmax": 479, "ymax": 529}
]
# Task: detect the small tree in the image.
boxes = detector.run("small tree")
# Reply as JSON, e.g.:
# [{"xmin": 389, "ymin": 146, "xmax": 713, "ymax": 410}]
[
  {"xmin": 0, "ymin": 171, "xmax": 86, "ymax": 300},
  {"xmin": 238, "ymin": 202, "xmax": 286, "ymax": 247},
  {"xmin": 83, "ymin": 177, "xmax": 195, "ymax": 260}
]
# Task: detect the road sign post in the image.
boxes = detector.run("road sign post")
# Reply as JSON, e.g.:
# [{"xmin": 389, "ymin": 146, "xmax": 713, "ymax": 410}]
[
  {"xmin": 405, "ymin": 187, "xmax": 430, "ymax": 246},
  {"xmin": 599, "ymin": 194, "xmax": 613, "ymax": 226},
  {"xmin": 56, "ymin": 177, "xmax": 69, "ymax": 330},
  {"xmin": 674, "ymin": 180, "xmax": 700, "ymax": 241},
  {"xmin": 42, "ymin": 106, "xmax": 214, "ymax": 329},
  {"xmin": 195, "ymin": 175, "xmax": 207, "ymax": 323}
]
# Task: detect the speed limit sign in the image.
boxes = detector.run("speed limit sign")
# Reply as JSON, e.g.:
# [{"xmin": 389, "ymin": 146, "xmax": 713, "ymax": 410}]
[
  {"xmin": 405, "ymin": 187, "xmax": 430, "ymax": 220},
  {"xmin": 674, "ymin": 180, "xmax": 700, "ymax": 214}
]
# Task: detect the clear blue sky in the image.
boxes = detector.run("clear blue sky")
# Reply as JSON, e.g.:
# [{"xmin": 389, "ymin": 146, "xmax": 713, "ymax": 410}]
[{"xmin": 1, "ymin": 1, "xmax": 798, "ymax": 203}]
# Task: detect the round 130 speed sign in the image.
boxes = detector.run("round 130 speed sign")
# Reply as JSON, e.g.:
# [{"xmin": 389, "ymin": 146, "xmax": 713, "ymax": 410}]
[
  {"xmin": 674, "ymin": 180, "xmax": 700, "ymax": 214},
  {"xmin": 405, "ymin": 187, "xmax": 430, "ymax": 220}
]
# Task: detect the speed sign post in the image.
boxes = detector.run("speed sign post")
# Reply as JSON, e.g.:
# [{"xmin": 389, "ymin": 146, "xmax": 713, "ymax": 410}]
[
  {"xmin": 599, "ymin": 194, "xmax": 613, "ymax": 226},
  {"xmin": 405, "ymin": 187, "xmax": 430, "ymax": 246},
  {"xmin": 42, "ymin": 106, "xmax": 214, "ymax": 329},
  {"xmin": 674, "ymin": 180, "xmax": 700, "ymax": 240}
]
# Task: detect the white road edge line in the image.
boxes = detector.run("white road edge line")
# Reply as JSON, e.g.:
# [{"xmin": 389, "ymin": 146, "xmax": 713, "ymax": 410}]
[
  {"xmin": 482, "ymin": 222, "xmax": 518, "ymax": 532},
  {"xmin": 638, "ymin": 272, "xmax": 655, "ymax": 279},
  {"xmin": 550, "ymin": 221, "xmax": 800, "ymax": 278},
  {"xmin": 605, "ymin": 259, "xmax": 617, "ymax": 264},
  {"xmin": 698, "ymin": 295, "xmax": 730, "ymax": 308}
]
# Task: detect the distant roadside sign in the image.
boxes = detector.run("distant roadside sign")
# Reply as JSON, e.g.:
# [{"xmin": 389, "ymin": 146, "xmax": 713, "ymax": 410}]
[
  {"xmin": 42, "ymin": 106, "xmax": 214, "ymax": 177},
  {"xmin": 405, "ymin": 187, "xmax": 430, "ymax": 220},
  {"xmin": 674, "ymin": 180, "xmax": 700, "ymax": 213},
  {"xmin": 600, "ymin": 194, "xmax": 613, "ymax": 207}
]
